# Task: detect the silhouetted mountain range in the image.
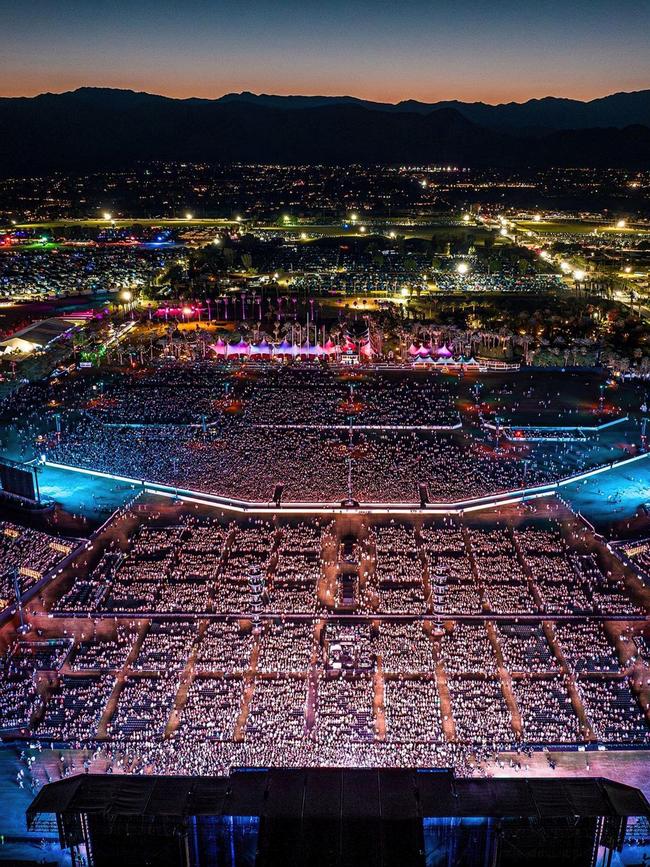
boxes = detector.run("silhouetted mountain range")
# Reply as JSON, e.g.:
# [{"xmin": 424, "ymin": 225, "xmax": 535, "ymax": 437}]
[
  {"xmin": 217, "ymin": 89, "xmax": 650, "ymax": 132},
  {"xmin": 1, "ymin": 87, "xmax": 649, "ymax": 175}
]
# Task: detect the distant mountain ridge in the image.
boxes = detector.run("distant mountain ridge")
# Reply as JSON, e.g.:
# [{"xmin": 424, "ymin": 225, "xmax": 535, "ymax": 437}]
[
  {"xmin": 0, "ymin": 87, "xmax": 649, "ymax": 175},
  {"xmin": 215, "ymin": 88, "xmax": 650, "ymax": 131}
]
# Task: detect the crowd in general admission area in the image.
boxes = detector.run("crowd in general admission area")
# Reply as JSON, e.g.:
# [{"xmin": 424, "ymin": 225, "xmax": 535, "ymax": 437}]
[
  {"xmin": 49, "ymin": 417, "xmax": 615, "ymax": 504},
  {"xmin": 2, "ymin": 362, "xmax": 632, "ymax": 505}
]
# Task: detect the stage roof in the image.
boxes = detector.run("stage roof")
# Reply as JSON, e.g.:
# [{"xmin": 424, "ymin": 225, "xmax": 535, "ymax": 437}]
[{"xmin": 27, "ymin": 769, "xmax": 650, "ymax": 828}]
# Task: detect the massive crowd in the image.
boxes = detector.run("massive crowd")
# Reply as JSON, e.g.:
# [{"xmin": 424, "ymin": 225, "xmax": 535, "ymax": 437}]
[
  {"xmin": 1, "ymin": 361, "xmax": 633, "ymax": 507},
  {"xmin": 49, "ymin": 418, "xmax": 615, "ymax": 504},
  {"xmin": 0, "ymin": 510, "xmax": 647, "ymax": 777}
]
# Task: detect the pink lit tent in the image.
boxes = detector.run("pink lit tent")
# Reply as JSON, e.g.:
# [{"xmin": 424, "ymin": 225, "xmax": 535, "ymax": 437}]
[
  {"xmin": 323, "ymin": 339, "xmax": 340, "ymax": 356},
  {"xmin": 210, "ymin": 338, "xmax": 227, "ymax": 356},
  {"xmin": 435, "ymin": 344, "xmax": 453, "ymax": 358},
  {"xmin": 226, "ymin": 340, "xmax": 250, "ymax": 356},
  {"xmin": 408, "ymin": 343, "xmax": 420, "ymax": 357},
  {"xmin": 300, "ymin": 341, "xmax": 321, "ymax": 357},
  {"xmin": 273, "ymin": 339, "xmax": 294, "ymax": 356}
]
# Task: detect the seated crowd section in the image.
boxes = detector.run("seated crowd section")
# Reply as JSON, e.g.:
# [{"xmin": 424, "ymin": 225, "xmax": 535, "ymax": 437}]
[{"xmin": 0, "ymin": 508, "xmax": 647, "ymax": 778}]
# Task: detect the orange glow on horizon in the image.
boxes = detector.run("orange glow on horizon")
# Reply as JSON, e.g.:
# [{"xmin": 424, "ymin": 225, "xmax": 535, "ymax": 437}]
[{"xmin": 0, "ymin": 72, "xmax": 644, "ymax": 106}]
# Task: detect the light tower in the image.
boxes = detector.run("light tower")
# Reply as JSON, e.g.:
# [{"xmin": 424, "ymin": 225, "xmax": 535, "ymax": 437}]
[
  {"xmin": 249, "ymin": 569, "xmax": 265, "ymax": 627},
  {"xmin": 12, "ymin": 569, "xmax": 30, "ymax": 635}
]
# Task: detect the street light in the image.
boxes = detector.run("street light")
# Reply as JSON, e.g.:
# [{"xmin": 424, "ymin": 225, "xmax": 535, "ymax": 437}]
[
  {"xmin": 462, "ymin": 214, "xmax": 470, "ymax": 223},
  {"xmin": 533, "ymin": 214, "xmax": 541, "ymax": 222},
  {"xmin": 102, "ymin": 212, "xmax": 112, "ymax": 221},
  {"xmin": 616, "ymin": 219, "xmax": 626, "ymax": 229},
  {"xmin": 456, "ymin": 262, "xmax": 469, "ymax": 275},
  {"xmin": 121, "ymin": 290, "xmax": 132, "ymax": 302},
  {"xmin": 185, "ymin": 212, "xmax": 193, "ymax": 220},
  {"xmin": 573, "ymin": 270, "xmax": 585, "ymax": 281}
]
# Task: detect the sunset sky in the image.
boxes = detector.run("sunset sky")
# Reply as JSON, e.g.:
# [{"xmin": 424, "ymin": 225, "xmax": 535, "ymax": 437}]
[{"xmin": 1, "ymin": 0, "xmax": 649, "ymax": 104}]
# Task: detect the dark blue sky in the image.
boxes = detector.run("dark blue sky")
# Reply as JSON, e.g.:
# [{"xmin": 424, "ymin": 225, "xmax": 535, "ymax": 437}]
[{"xmin": 1, "ymin": 0, "xmax": 648, "ymax": 102}]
